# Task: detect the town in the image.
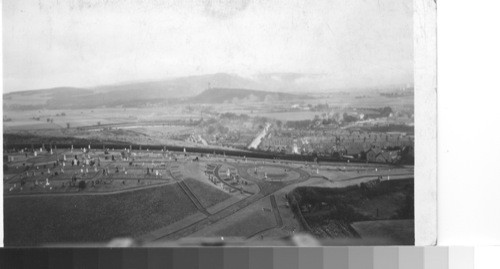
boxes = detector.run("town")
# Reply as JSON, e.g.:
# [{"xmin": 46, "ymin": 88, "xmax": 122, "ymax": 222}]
[{"xmin": 3, "ymin": 83, "xmax": 414, "ymax": 246}]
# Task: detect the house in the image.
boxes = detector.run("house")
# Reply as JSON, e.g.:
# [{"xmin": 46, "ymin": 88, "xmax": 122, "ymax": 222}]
[
  {"xmin": 365, "ymin": 147, "xmax": 382, "ymax": 162},
  {"xmin": 375, "ymin": 152, "xmax": 389, "ymax": 163}
]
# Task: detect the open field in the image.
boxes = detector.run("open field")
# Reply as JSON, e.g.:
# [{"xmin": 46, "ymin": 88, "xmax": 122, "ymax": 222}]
[
  {"xmin": 207, "ymin": 209, "xmax": 277, "ymax": 238},
  {"xmin": 308, "ymin": 93, "xmax": 414, "ymax": 109},
  {"xmin": 183, "ymin": 177, "xmax": 231, "ymax": 209},
  {"xmin": 187, "ymin": 194, "xmax": 278, "ymax": 238},
  {"xmin": 253, "ymin": 111, "xmax": 320, "ymax": 121},
  {"xmin": 4, "ymin": 184, "xmax": 198, "ymax": 246},
  {"xmin": 3, "ymin": 107, "xmax": 201, "ymax": 131}
]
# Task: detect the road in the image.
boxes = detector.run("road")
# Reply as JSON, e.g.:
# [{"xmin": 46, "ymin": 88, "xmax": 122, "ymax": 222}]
[
  {"xmin": 248, "ymin": 123, "xmax": 271, "ymax": 149},
  {"xmin": 151, "ymin": 170, "xmax": 413, "ymax": 241},
  {"xmin": 213, "ymin": 165, "xmax": 255, "ymax": 195}
]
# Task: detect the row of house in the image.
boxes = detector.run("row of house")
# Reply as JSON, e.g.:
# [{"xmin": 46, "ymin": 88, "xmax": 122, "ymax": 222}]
[{"xmin": 259, "ymin": 132, "xmax": 413, "ymax": 157}]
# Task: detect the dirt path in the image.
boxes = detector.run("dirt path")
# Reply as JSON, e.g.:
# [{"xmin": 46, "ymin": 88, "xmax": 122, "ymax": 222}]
[{"xmin": 4, "ymin": 181, "xmax": 172, "ymax": 198}]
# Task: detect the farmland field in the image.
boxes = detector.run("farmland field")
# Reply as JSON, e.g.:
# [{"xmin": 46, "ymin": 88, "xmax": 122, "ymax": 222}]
[{"xmin": 253, "ymin": 111, "xmax": 320, "ymax": 121}]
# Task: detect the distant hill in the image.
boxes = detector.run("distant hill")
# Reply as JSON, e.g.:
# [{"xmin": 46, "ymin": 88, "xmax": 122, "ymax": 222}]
[
  {"xmin": 3, "ymin": 87, "xmax": 93, "ymax": 110},
  {"xmin": 188, "ymin": 87, "xmax": 307, "ymax": 104},
  {"xmin": 92, "ymin": 73, "xmax": 263, "ymax": 98},
  {"xmin": 3, "ymin": 73, "xmax": 266, "ymax": 110},
  {"xmin": 4, "ymin": 73, "xmax": 413, "ymax": 110}
]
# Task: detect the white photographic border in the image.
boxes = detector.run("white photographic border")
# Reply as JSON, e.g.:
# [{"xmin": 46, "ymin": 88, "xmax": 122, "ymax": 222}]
[
  {"xmin": 0, "ymin": 0, "xmax": 437, "ymax": 246},
  {"xmin": 414, "ymin": 0, "xmax": 437, "ymax": 246}
]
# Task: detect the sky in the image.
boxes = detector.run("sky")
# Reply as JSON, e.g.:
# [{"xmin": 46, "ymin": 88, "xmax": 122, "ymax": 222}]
[{"xmin": 2, "ymin": 0, "xmax": 413, "ymax": 92}]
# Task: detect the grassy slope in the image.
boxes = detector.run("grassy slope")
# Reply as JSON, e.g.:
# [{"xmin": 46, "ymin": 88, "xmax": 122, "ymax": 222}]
[
  {"xmin": 183, "ymin": 177, "xmax": 231, "ymax": 208},
  {"xmin": 291, "ymin": 179, "xmax": 413, "ymax": 221},
  {"xmin": 350, "ymin": 219, "xmax": 414, "ymax": 245},
  {"xmin": 4, "ymin": 184, "xmax": 197, "ymax": 246},
  {"xmin": 189, "ymin": 88, "xmax": 304, "ymax": 104},
  {"xmin": 211, "ymin": 210, "xmax": 276, "ymax": 237},
  {"xmin": 288, "ymin": 179, "xmax": 414, "ymax": 242}
]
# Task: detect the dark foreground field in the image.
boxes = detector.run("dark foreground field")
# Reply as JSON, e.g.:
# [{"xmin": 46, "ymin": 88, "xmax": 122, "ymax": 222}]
[
  {"xmin": 288, "ymin": 178, "xmax": 414, "ymax": 244},
  {"xmin": 183, "ymin": 178, "xmax": 231, "ymax": 208},
  {"xmin": 4, "ymin": 184, "xmax": 198, "ymax": 246}
]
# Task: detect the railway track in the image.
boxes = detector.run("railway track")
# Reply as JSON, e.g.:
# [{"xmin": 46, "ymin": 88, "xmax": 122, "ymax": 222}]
[
  {"xmin": 167, "ymin": 162, "xmax": 210, "ymax": 216},
  {"xmin": 270, "ymin": 194, "xmax": 283, "ymax": 227},
  {"xmin": 155, "ymin": 191, "xmax": 265, "ymax": 240},
  {"xmin": 245, "ymin": 194, "xmax": 284, "ymax": 239},
  {"xmin": 177, "ymin": 181, "xmax": 210, "ymax": 216}
]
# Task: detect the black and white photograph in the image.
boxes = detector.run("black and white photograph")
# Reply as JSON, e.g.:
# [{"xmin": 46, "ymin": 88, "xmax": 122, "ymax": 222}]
[{"xmin": 2, "ymin": 0, "xmax": 417, "ymax": 247}]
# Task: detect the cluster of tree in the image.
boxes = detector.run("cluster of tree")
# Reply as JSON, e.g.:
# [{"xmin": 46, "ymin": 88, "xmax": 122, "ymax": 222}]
[
  {"xmin": 377, "ymin": 106, "xmax": 393, "ymax": 117},
  {"xmin": 202, "ymin": 118, "xmax": 218, "ymax": 125},
  {"xmin": 342, "ymin": 113, "xmax": 358, "ymax": 123},
  {"xmin": 78, "ymin": 180, "xmax": 87, "ymax": 190},
  {"xmin": 284, "ymin": 119, "xmax": 313, "ymax": 129},
  {"xmin": 219, "ymin": 112, "xmax": 250, "ymax": 121},
  {"xmin": 308, "ymin": 103, "xmax": 330, "ymax": 112},
  {"xmin": 321, "ymin": 118, "xmax": 338, "ymax": 125},
  {"xmin": 55, "ymin": 112, "xmax": 66, "ymax": 116},
  {"xmin": 206, "ymin": 124, "xmax": 230, "ymax": 135},
  {"xmin": 185, "ymin": 118, "xmax": 203, "ymax": 126},
  {"xmin": 380, "ymin": 90, "xmax": 413, "ymax": 98},
  {"xmin": 394, "ymin": 191, "xmax": 414, "ymax": 219},
  {"xmin": 362, "ymin": 124, "xmax": 414, "ymax": 134},
  {"xmin": 290, "ymin": 186, "xmax": 367, "ymax": 222},
  {"xmin": 282, "ymin": 117, "xmax": 339, "ymax": 130},
  {"xmin": 399, "ymin": 146, "xmax": 414, "ymax": 165}
]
